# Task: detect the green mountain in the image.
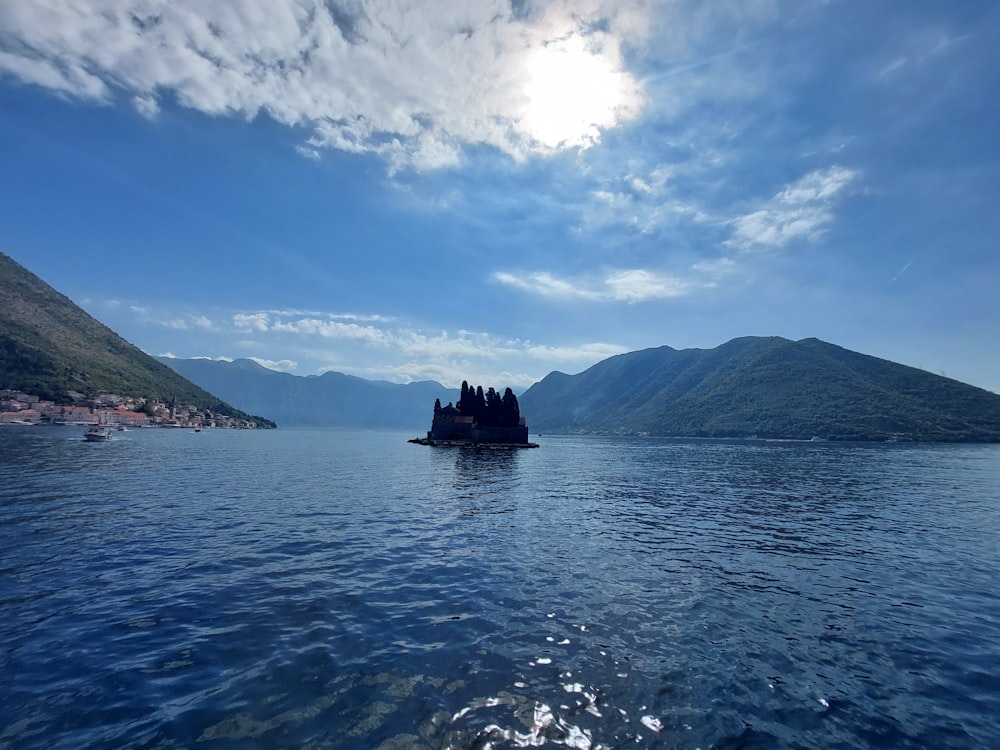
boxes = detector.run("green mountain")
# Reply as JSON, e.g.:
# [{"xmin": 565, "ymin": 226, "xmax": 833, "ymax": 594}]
[
  {"xmin": 519, "ymin": 336, "xmax": 1000, "ymax": 442},
  {"xmin": 159, "ymin": 356, "xmax": 458, "ymax": 430},
  {"xmin": 0, "ymin": 251, "xmax": 275, "ymax": 427}
]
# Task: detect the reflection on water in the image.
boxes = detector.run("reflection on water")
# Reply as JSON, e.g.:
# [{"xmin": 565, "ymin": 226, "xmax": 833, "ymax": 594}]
[
  {"xmin": 1, "ymin": 429, "xmax": 999, "ymax": 749},
  {"xmin": 430, "ymin": 443, "xmax": 523, "ymax": 517}
]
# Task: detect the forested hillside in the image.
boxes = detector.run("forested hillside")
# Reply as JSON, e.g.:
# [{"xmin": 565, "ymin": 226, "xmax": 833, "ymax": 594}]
[
  {"xmin": 519, "ymin": 337, "xmax": 1000, "ymax": 442},
  {"xmin": 0, "ymin": 252, "xmax": 274, "ymax": 427}
]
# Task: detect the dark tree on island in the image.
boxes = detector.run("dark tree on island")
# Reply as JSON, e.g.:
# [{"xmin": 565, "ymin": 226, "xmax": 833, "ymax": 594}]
[
  {"xmin": 502, "ymin": 387, "xmax": 520, "ymax": 427},
  {"xmin": 462, "ymin": 384, "xmax": 519, "ymax": 428},
  {"xmin": 415, "ymin": 379, "xmax": 534, "ymax": 445},
  {"xmin": 452, "ymin": 380, "xmax": 518, "ymax": 427}
]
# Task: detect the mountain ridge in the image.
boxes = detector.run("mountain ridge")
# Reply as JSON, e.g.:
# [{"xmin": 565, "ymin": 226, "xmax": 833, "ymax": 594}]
[
  {"xmin": 0, "ymin": 251, "xmax": 275, "ymax": 427},
  {"xmin": 6, "ymin": 250, "xmax": 998, "ymax": 441},
  {"xmin": 519, "ymin": 336, "xmax": 1000, "ymax": 442},
  {"xmin": 158, "ymin": 356, "xmax": 459, "ymax": 430}
]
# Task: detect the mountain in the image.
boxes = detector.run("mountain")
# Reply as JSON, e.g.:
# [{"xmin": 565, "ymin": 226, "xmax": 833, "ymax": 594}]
[
  {"xmin": 159, "ymin": 356, "xmax": 458, "ymax": 430},
  {"xmin": 519, "ymin": 336, "xmax": 1000, "ymax": 442},
  {"xmin": 0, "ymin": 251, "xmax": 274, "ymax": 427}
]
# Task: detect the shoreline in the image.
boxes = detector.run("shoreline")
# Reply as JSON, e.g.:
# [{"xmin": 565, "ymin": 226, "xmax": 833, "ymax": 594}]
[{"xmin": 408, "ymin": 437, "xmax": 539, "ymax": 448}]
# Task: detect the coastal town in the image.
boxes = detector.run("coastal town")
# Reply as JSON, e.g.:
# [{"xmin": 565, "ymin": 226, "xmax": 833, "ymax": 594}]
[{"xmin": 0, "ymin": 390, "xmax": 264, "ymax": 429}]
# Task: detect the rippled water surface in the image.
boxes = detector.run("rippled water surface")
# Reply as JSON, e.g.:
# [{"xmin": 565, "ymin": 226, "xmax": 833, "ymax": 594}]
[{"xmin": 2, "ymin": 427, "xmax": 999, "ymax": 749}]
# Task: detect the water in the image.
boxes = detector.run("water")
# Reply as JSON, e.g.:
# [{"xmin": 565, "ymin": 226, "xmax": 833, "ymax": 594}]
[{"xmin": 2, "ymin": 426, "xmax": 999, "ymax": 749}]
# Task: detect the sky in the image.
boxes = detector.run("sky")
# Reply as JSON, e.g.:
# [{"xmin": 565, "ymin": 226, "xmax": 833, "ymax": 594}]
[{"xmin": 1, "ymin": 0, "xmax": 998, "ymax": 393}]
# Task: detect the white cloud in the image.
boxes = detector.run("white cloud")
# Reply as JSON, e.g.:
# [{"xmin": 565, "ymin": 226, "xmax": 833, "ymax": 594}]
[
  {"xmin": 495, "ymin": 267, "xmax": 693, "ymax": 302},
  {"xmin": 127, "ymin": 304, "xmax": 220, "ymax": 331},
  {"xmin": 727, "ymin": 166, "xmax": 858, "ymax": 251},
  {"xmin": 605, "ymin": 269, "xmax": 691, "ymax": 301},
  {"xmin": 132, "ymin": 93, "xmax": 159, "ymax": 119},
  {"xmin": 494, "ymin": 270, "xmax": 603, "ymax": 301},
  {"xmin": 172, "ymin": 305, "xmax": 630, "ymax": 386},
  {"xmin": 233, "ymin": 312, "xmax": 271, "ymax": 331},
  {"xmin": 0, "ymin": 0, "xmax": 650, "ymax": 171},
  {"xmin": 271, "ymin": 317, "xmax": 391, "ymax": 345},
  {"xmin": 369, "ymin": 338, "xmax": 624, "ymax": 388},
  {"xmin": 248, "ymin": 357, "xmax": 298, "ymax": 372},
  {"xmin": 523, "ymin": 342, "xmax": 628, "ymax": 361}
]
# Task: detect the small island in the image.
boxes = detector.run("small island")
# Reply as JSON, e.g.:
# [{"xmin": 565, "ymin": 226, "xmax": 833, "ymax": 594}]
[{"xmin": 409, "ymin": 381, "xmax": 538, "ymax": 447}]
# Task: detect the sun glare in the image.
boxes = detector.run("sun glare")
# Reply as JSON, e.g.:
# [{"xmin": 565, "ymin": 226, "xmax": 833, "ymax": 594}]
[{"xmin": 520, "ymin": 35, "xmax": 638, "ymax": 150}]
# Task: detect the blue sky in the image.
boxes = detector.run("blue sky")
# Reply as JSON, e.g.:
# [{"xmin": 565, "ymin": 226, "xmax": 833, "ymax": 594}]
[{"xmin": 1, "ymin": 1, "xmax": 998, "ymax": 393}]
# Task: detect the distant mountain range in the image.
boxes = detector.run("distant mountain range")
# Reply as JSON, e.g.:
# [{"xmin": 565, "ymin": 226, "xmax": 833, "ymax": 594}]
[
  {"xmin": 519, "ymin": 336, "xmax": 1000, "ymax": 442},
  {"xmin": 0, "ymin": 252, "xmax": 274, "ymax": 427},
  {"xmin": 5, "ymin": 250, "xmax": 999, "ymax": 441},
  {"xmin": 159, "ymin": 357, "xmax": 458, "ymax": 431}
]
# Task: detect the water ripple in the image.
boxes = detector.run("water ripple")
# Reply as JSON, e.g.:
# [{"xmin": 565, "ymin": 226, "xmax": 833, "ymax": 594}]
[{"xmin": 2, "ymin": 429, "xmax": 999, "ymax": 748}]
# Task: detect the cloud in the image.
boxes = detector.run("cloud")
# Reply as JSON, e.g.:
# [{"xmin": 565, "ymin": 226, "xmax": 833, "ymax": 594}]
[
  {"xmin": 272, "ymin": 317, "xmax": 391, "ymax": 344},
  {"xmin": 163, "ymin": 305, "xmax": 630, "ymax": 386},
  {"xmin": 495, "ymin": 268, "xmax": 693, "ymax": 302},
  {"xmin": 727, "ymin": 166, "xmax": 858, "ymax": 251},
  {"xmin": 583, "ymin": 189, "xmax": 709, "ymax": 233},
  {"xmin": 0, "ymin": 0, "xmax": 650, "ymax": 171},
  {"xmin": 876, "ymin": 30, "xmax": 970, "ymax": 82},
  {"xmin": 132, "ymin": 93, "xmax": 159, "ymax": 119},
  {"xmin": 233, "ymin": 312, "xmax": 271, "ymax": 332},
  {"xmin": 248, "ymin": 357, "xmax": 298, "ymax": 373},
  {"xmin": 126, "ymin": 304, "xmax": 220, "ymax": 331},
  {"xmin": 494, "ymin": 271, "xmax": 604, "ymax": 301},
  {"xmin": 523, "ymin": 342, "xmax": 628, "ymax": 361},
  {"xmin": 369, "ymin": 339, "xmax": 625, "ymax": 388},
  {"xmin": 606, "ymin": 269, "xmax": 691, "ymax": 301}
]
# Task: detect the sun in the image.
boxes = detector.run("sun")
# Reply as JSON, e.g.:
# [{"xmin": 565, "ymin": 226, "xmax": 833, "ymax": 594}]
[{"xmin": 519, "ymin": 34, "xmax": 640, "ymax": 150}]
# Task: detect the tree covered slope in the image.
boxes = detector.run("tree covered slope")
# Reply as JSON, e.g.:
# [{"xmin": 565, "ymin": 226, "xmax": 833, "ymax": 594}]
[
  {"xmin": 0, "ymin": 251, "xmax": 274, "ymax": 426},
  {"xmin": 519, "ymin": 337, "xmax": 1000, "ymax": 442}
]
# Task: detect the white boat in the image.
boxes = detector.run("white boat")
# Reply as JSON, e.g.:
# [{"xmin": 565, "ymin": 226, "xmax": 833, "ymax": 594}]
[{"xmin": 84, "ymin": 426, "xmax": 113, "ymax": 442}]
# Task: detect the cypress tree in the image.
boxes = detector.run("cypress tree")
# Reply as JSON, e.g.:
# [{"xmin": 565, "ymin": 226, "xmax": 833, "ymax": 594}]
[
  {"xmin": 459, "ymin": 381, "xmax": 469, "ymax": 413},
  {"xmin": 475, "ymin": 385, "xmax": 486, "ymax": 423},
  {"xmin": 502, "ymin": 387, "xmax": 519, "ymax": 426}
]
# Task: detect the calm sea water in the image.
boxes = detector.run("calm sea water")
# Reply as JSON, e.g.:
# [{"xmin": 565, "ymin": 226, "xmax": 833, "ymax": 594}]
[{"xmin": 1, "ymin": 426, "xmax": 998, "ymax": 749}]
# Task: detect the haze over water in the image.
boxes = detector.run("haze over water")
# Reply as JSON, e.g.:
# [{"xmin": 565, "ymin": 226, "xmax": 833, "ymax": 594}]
[{"xmin": 2, "ymin": 427, "xmax": 999, "ymax": 749}]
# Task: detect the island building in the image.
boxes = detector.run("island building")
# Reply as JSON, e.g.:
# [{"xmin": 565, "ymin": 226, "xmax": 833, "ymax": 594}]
[{"xmin": 414, "ymin": 381, "xmax": 535, "ymax": 446}]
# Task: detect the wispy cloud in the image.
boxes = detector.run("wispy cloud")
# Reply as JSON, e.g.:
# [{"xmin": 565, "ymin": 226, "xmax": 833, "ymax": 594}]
[
  {"xmin": 129, "ymin": 305, "xmax": 219, "ymax": 331},
  {"xmin": 494, "ymin": 268, "xmax": 694, "ymax": 302},
  {"xmin": 496, "ymin": 165, "xmax": 859, "ymax": 306},
  {"xmin": 891, "ymin": 259, "xmax": 913, "ymax": 283},
  {"xmin": 0, "ymin": 0, "xmax": 650, "ymax": 171},
  {"xmin": 129, "ymin": 303, "xmax": 626, "ymax": 386},
  {"xmin": 523, "ymin": 342, "xmax": 628, "ymax": 361},
  {"xmin": 726, "ymin": 166, "xmax": 859, "ymax": 251},
  {"xmin": 876, "ymin": 31, "xmax": 970, "ymax": 82}
]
